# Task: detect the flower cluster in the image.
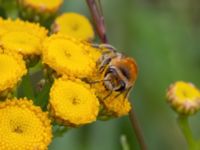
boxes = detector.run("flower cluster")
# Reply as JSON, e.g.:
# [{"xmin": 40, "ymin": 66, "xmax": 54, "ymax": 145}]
[{"xmin": 0, "ymin": 0, "xmax": 134, "ymax": 149}]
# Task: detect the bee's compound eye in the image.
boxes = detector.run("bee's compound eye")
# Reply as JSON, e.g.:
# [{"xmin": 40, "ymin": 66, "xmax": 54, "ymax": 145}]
[
  {"xmin": 119, "ymin": 67, "xmax": 130, "ymax": 79},
  {"xmin": 116, "ymin": 80, "xmax": 126, "ymax": 92},
  {"xmin": 106, "ymin": 67, "xmax": 116, "ymax": 74}
]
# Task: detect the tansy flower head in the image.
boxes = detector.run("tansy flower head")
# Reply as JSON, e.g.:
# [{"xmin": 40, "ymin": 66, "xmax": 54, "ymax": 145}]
[
  {"xmin": 1, "ymin": 31, "xmax": 41, "ymax": 56},
  {"xmin": 18, "ymin": 0, "xmax": 63, "ymax": 13},
  {"xmin": 167, "ymin": 81, "xmax": 200, "ymax": 115},
  {"xmin": 0, "ymin": 18, "xmax": 48, "ymax": 56},
  {"xmin": 0, "ymin": 18, "xmax": 47, "ymax": 40},
  {"xmin": 0, "ymin": 98, "xmax": 52, "ymax": 150},
  {"xmin": 42, "ymin": 34, "xmax": 101, "ymax": 78},
  {"xmin": 0, "ymin": 52, "xmax": 27, "ymax": 93},
  {"xmin": 49, "ymin": 77, "xmax": 99, "ymax": 126},
  {"xmin": 52, "ymin": 13, "xmax": 94, "ymax": 41}
]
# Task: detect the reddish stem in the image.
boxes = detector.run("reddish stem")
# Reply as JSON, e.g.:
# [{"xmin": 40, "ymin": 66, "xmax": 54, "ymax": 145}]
[
  {"xmin": 86, "ymin": 0, "xmax": 108, "ymax": 43},
  {"xmin": 129, "ymin": 107, "xmax": 147, "ymax": 150},
  {"xmin": 86, "ymin": 0, "xmax": 147, "ymax": 149}
]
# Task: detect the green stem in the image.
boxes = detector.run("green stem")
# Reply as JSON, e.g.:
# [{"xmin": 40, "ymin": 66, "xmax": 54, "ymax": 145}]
[
  {"xmin": 12, "ymin": 87, "xmax": 18, "ymax": 98},
  {"xmin": 21, "ymin": 71, "xmax": 35, "ymax": 100},
  {"xmin": 53, "ymin": 124, "xmax": 69, "ymax": 138},
  {"xmin": 35, "ymin": 80, "xmax": 52, "ymax": 110},
  {"xmin": 120, "ymin": 135, "xmax": 130, "ymax": 150},
  {"xmin": 177, "ymin": 115, "xmax": 198, "ymax": 150},
  {"xmin": 29, "ymin": 61, "xmax": 42, "ymax": 75}
]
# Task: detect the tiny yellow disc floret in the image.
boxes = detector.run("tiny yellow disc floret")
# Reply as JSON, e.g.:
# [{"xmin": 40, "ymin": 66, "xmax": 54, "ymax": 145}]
[
  {"xmin": 0, "ymin": 52, "xmax": 27, "ymax": 92},
  {"xmin": 52, "ymin": 13, "xmax": 94, "ymax": 41},
  {"xmin": 42, "ymin": 34, "xmax": 101, "ymax": 78},
  {"xmin": 49, "ymin": 78, "xmax": 99, "ymax": 126},
  {"xmin": 0, "ymin": 98, "xmax": 52, "ymax": 150},
  {"xmin": 167, "ymin": 81, "xmax": 200, "ymax": 115}
]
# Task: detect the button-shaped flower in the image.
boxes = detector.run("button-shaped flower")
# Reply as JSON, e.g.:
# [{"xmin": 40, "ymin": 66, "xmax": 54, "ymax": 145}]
[
  {"xmin": 167, "ymin": 81, "xmax": 200, "ymax": 115},
  {"xmin": 0, "ymin": 52, "xmax": 27, "ymax": 94},
  {"xmin": 0, "ymin": 18, "xmax": 47, "ymax": 56},
  {"xmin": 0, "ymin": 98, "xmax": 52, "ymax": 150},
  {"xmin": 42, "ymin": 34, "xmax": 101, "ymax": 78},
  {"xmin": 52, "ymin": 13, "xmax": 94, "ymax": 41},
  {"xmin": 49, "ymin": 77, "xmax": 99, "ymax": 126}
]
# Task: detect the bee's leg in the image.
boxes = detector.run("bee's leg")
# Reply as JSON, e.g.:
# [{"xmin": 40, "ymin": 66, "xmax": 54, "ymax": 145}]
[
  {"xmin": 82, "ymin": 77, "xmax": 110, "ymax": 84},
  {"xmin": 98, "ymin": 57, "xmax": 111, "ymax": 73},
  {"xmin": 102, "ymin": 91, "xmax": 112, "ymax": 100},
  {"xmin": 113, "ymin": 92, "xmax": 123, "ymax": 99},
  {"xmin": 86, "ymin": 79, "xmax": 110, "ymax": 84},
  {"xmin": 100, "ymin": 44, "xmax": 116, "ymax": 51},
  {"xmin": 114, "ymin": 87, "xmax": 132, "ymax": 100},
  {"xmin": 91, "ymin": 43, "xmax": 101, "ymax": 48},
  {"xmin": 98, "ymin": 52, "xmax": 117, "ymax": 73},
  {"xmin": 92, "ymin": 43, "xmax": 116, "ymax": 52},
  {"xmin": 124, "ymin": 87, "xmax": 132, "ymax": 99}
]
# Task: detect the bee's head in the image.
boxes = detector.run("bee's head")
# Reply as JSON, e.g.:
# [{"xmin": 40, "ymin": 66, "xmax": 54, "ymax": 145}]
[
  {"xmin": 103, "ymin": 56, "xmax": 138, "ymax": 92},
  {"xmin": 104, "ymin": 67, "xmax": 126, "ymax": 92}
]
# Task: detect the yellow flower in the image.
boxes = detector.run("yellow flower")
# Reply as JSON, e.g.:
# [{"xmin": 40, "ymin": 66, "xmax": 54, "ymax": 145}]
[
  {"xmin": 0, "ymin": 98, "xmax": 52, "ymax": 150},
  {"xmin": 49, "ymin": 77, "xmax": 99, "ymax": 126},
  {"xmin": 0, "ymin": 52, "xmax": 27, "ymax": 93},
  {"xmin": 19, "ymin": 0, "xmax": 63, "ymax": 13},
  {"xmin": 167, "ymin": 81, "xmax": 200, "ymax": 115},
  {"xmin": 52, "ymin": 13, "xmax": 94, "ymax": 41},
  {"xmin": 42, "ymin": 34, "xmax": 101, "ymax": 78},
  {"xmin": 0, "ymin": 18, "xmax": 48, "ymax": 56},
  {"xmin": 0, "ymin": 18, "xmax": 47, "ymax": 39},
  {"xmin": 1, "ymin": 31, "xmax": 41, "ymax": 55},
  {"xmin": 103, "ymin": 95, "xmax": 131, "ymax": 117},
  {"xmin": 94, "ymin": 83, "xmax": 131, "ymax": 117}
]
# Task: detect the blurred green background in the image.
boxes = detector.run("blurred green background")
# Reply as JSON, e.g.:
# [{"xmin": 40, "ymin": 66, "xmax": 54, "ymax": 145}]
[{"xmin": 1, "ymin": 0, "xmax": 200, "ymax": 149}]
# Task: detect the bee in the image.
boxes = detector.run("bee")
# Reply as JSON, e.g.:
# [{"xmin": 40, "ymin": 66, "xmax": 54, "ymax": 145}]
[{"xmin": 92, "ymin": 43, "xmax": 138, "ymax": 99}]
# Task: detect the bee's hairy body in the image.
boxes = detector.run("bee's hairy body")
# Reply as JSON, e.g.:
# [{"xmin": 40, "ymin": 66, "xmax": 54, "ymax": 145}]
[{"xmin": 94, "ymin": 44, "xmax": 138, "ymax": 97}]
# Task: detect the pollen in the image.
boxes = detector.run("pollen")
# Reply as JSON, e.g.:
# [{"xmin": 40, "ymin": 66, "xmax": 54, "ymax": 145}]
[
  {"xmin": 49, "ymin": 77, "xmax": 99, "ymax": 126},
  {"xmin": 103, "ymin": 95, "xmax": 131, "ymax": 117},
  {"xmin": 0, "ymin": 98, "xmax": 52, "ymax": 150},
  {"xmin": 0, "ymin": 52, "xmax": 27, "ymax": 93},
  {"xmin": 52, "ymin": 13, "xmax": 94, "ymax": 41},
  {"xmin": 167, "ymin": 81, "xmax": 200, "ymax": 115},
  {"xmin": 94, "ymin": 83, "xmax": 131, "ymax": 117},
  {"xmin": 42, "ymin": 34, "xmax": 101, "ymax": 78}
]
